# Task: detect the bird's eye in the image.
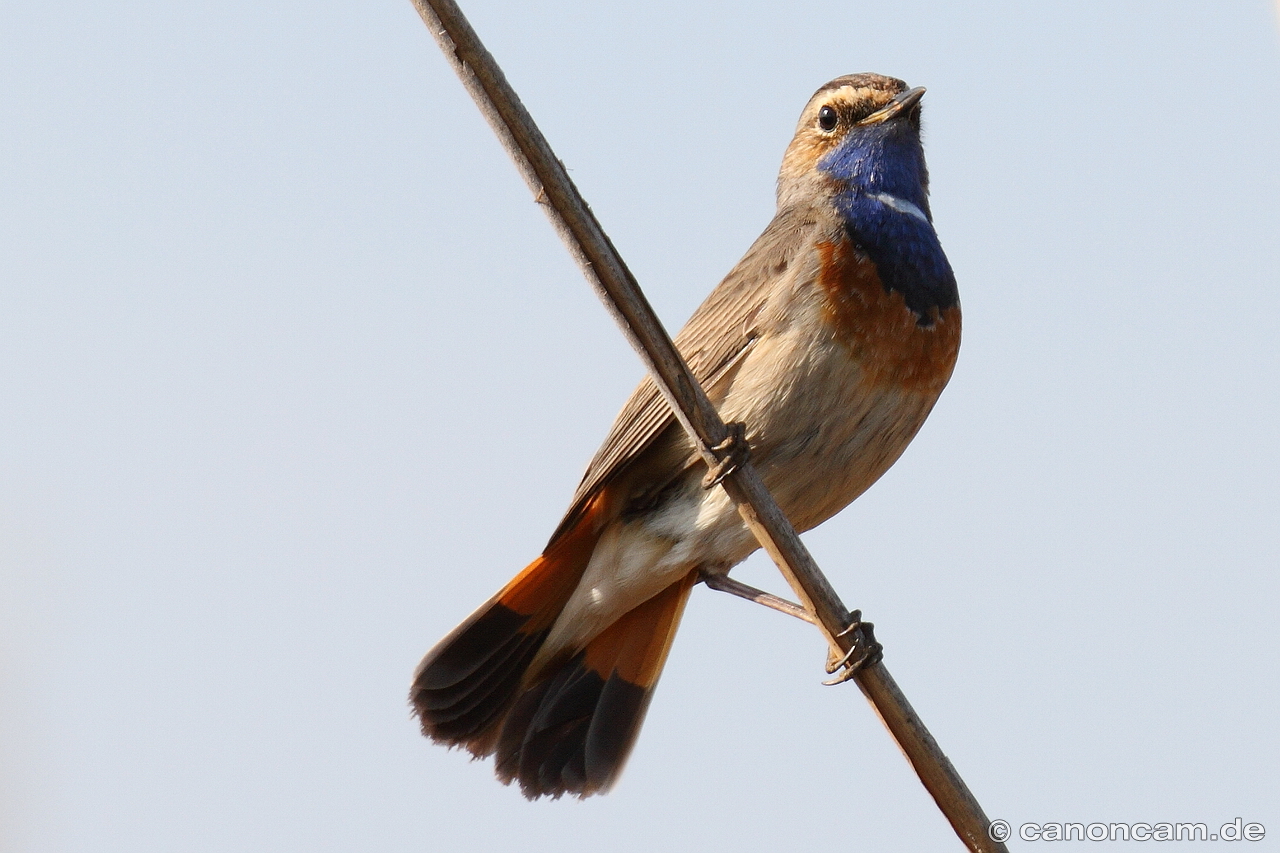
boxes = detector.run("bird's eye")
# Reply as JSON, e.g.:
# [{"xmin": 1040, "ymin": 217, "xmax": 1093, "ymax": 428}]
[{"xmin": 817, "ymin": 105, "xmax": 839, "ymax": 132}]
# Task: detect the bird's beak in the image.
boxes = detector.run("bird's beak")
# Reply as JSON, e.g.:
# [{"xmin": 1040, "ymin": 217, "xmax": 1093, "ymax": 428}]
[{"xmin": 858, "ymin": 86, "xmax": 926, "ymax": 126}]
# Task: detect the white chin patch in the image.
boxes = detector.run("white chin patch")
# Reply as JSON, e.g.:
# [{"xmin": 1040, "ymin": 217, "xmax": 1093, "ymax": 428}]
[{"xmin": 869, "ymin": 192, "xmax": 929, "ymax": 224}]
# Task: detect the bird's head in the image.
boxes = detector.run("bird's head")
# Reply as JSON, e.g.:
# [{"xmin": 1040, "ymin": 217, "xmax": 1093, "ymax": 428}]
[{"xmin": 777, "ymin": 74, "xmax": 930, "ymax": 219}]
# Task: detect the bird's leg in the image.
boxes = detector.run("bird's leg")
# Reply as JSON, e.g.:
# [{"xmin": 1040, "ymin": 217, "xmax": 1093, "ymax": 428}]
[
  {"xmin": 701, "ymin": 421, "xmax": 750, "ymax": 489},
  {"xmin": 821, "ymin": 611, "xmax": 883, "ymax": 685},
  {"xmin": 701, "ymin": 572, "xmax": 882, "ymax": 685},
  {"xmin": 698, "ymin": 570, "xmax": 817, "ymax": 625}
]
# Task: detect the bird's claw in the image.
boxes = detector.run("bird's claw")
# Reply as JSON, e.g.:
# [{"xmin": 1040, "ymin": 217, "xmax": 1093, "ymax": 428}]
[
  {"xmin": 822, "ymin": 610, "xmax": 883, "ymax": 685},
  {"xmin": 701, "ymin": 422, "xmax": 750, "ymax": 489}
]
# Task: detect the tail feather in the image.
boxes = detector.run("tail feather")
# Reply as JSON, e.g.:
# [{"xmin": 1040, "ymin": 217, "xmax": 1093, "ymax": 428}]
[
  {"xmin": 413, "ymin": 608, "xmax": 534, "ymax": 705},
  {"xmin": 410, "ymin": 492, "xmax": 697, "ymax": 799},
  {"xmin": 410, "ymin": 496, "xmax": 607, "ymax": 752},
  {"xmin": 495, "ymin": 571, "xmax": 696, "ymax": 798},
  {"xmin": 417, "ymin": 629, "xmax": 543, "ymax": 737}
]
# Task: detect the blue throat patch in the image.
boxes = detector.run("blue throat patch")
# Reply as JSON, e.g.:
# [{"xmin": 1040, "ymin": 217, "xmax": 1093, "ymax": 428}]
[{"xmin": 819, "ymin": 125, "xmax": 959, "ymax": 322}]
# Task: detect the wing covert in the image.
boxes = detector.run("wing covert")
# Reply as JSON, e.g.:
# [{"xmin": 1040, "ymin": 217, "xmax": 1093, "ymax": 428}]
[{"xmin": 547, "ymin": 206, "xmax": 822, "ymax": 545}]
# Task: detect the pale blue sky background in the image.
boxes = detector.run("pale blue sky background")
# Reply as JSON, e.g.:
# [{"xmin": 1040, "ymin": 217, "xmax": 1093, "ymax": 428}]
[{"xmin": 3, "ymin": 2, "xmax": 1279, "ymax": 851}]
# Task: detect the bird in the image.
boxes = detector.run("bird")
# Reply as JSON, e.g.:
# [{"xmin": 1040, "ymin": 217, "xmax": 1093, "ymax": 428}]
[{"xmin": 410, "ymin": 73, "xmax": 960, "ymax": 800}]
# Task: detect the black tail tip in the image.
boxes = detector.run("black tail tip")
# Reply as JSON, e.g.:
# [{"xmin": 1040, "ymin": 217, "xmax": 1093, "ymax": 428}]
[
  {"xmin": 409, "ymin": 603, "xmax": 547, "ymax": 751},
  {"xmin": 492, "ymin": 651, "xmax": 652, "ymax": 800}
]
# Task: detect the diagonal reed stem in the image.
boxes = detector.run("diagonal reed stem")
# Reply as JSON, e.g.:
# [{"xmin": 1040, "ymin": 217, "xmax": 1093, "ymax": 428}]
[{"xmin": 409, "ymin": 2, "xmax": 1006, "ymax": 849}]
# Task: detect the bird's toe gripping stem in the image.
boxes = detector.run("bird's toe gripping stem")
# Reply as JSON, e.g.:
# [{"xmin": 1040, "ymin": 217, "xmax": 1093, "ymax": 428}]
[
  {"xmin": 822, "ymin": 611, "xmax": 883, "ymax": 685},
  {"xmin": 702, "ymin": 422, "xmax": 750, "ymax": 489}
]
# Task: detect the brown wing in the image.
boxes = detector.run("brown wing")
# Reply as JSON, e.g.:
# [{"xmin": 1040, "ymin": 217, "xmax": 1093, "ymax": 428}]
[{"xmin": 546, "ymin": 205, "xmax": 822, "ymax": 545}]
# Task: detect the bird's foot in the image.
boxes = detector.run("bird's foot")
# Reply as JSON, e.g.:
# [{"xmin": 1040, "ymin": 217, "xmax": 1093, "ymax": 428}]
[
  {"xmin": 701, "ymin": 422, "xmax": 750, "ymax": 489},
  {"xmin": 822, "ymin": 611, "xmax": 883, "ymax": 685}
]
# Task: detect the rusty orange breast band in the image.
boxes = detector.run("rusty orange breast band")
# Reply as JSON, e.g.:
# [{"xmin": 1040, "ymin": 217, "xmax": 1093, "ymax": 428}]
[{"xmin": 816, "ymin": 237, "xmax": 961, "ymax": 394}]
